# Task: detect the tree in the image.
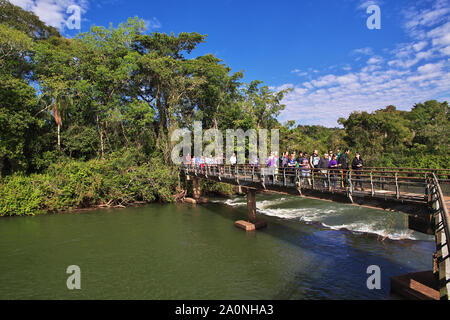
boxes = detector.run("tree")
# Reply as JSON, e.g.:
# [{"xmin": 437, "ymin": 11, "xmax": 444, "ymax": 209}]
[
  {"xmin": 0, "ymin": 75, "xmax": 40, "ymax": 173},
  {"xmin": 132, "ymin": 31, "xmax": 208, "ymax": 159},
  {"xmin": 409, "ymin": 100, "xmax": 449, "ymax": 154},
  {"xmin": 0, "ymin": 0, "xmax": 60, "ymax": 40},
  {"xmin": 339, "ymin": 106, "xmax": 414, "ymax": 165}
]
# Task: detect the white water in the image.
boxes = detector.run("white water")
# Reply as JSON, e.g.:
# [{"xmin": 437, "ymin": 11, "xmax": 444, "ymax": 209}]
[{"xmin": 214, "ymin": 195, "xmax": 429, "ymax": 241}]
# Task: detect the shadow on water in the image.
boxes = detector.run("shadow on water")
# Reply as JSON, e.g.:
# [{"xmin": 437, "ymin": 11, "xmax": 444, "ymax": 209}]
[{"xmin": 202, "ymin": 198, "xmax": 435, "ymax": 300}]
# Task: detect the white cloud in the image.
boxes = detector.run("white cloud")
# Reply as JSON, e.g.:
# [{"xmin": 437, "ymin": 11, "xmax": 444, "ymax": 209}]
[
  {"xmin": 367, "ymin": 56, "xmax": 383, "ymax": 64},
  {"xmin": 404, "ymin": 0, "xmax": 449, "ymax": 31},
  {"xmin": 428, "ymin": 22, "xmax": 450, "ymax": 47},
  {"xmin": 352, "ymin": 47, "xmax": 373, "ymax": 55},
  {"xmin": 277, "ymin": 83, "xmax": 294, "ymax": 91},
  {"xmin": 441, "ymin": 46, "xmax": 450, "ymax": 56},
  {"xmin": 9, "ymin": 0, "xmax": 34, "ymax": 9},
  {"xmin": 417, "ymin": 61, "xmax": 444, "ymax": 74},
  {"xmin": 413, "ymin": 41, "xmax": 428, "ymax": 52},
  {"xmin": 9, "ymin": 0, "xmax": 89, "ymax": 31},
  {"xmin": 144, "ymin": 17, "xmax": 162, "ymax": 31},
  {"xmin": 276, "ymin": 0, "xmax": 450, "ymax": 127},
  {"xmin": 291, "ymin": 69, "xmax": 308, "ymax": 76},
  {"xmin": 342, "ymin": 65, "xmax": 352, "ymax": 71},
  {"xmin": 357, "ymin": 0, "xmax": 383, "ymax": 11}
]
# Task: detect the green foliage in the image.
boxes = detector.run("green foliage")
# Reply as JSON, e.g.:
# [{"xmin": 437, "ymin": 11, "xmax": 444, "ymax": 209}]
[
  {"xmin": 339, "ymin": 103, "xmax": 449, "ymax": 168},
  {"xmin": 408, "ymin": 100, "xmax": 449, "ymax": 155},
  {"xmin": 0, "ymin": 0, "xmax": 60, "ymax": 40},
  {"xmin": 280, "ymin": 123, "xmax": 345, "ymax": 156},
  {"xmin": 0, "ymin": 23, "xmax": 33, "ymax": 74},
  {"xmin": 200, "ymin": 180, "xmax": 234, "ymax": 197},
  {"xmin": 0, "ymin": 174, "xmax": 44, "ymax": 216},
  {"xmin": 0, "ymin": 151, "xmax": 178, "ymax": 216},
  {"xmin": 0, "ymin": 74, "xmax": 41, "ymax": 173}
]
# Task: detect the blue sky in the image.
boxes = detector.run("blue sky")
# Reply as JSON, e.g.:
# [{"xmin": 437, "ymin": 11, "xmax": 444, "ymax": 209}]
[{"xmin": 9, "ymin": 0, "xmax": 450, "ymax": 127}]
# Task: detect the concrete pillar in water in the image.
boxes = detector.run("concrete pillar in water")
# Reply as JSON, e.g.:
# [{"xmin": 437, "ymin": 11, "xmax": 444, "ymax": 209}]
[
  {"xmin": 234, "ymin": 188, "xmax": 267, "ymax": 231},
  {"xmin": 192, "ymin": 177, "xmax": 201, "ymax": 200},
  {"xmin": 246, "ymin": 188, "xmax": 257, "ymax": 222}
]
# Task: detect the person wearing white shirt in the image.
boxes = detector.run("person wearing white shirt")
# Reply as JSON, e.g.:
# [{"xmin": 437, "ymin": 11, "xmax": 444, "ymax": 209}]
[{"xmin": 230, "ymin": 153, "xmax": 237, "ymax": 165}]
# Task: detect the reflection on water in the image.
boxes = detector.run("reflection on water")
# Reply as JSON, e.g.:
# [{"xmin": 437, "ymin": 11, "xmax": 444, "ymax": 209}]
[{"xmin": 0, "ymin": 194, "xmax": 434, "ymax": 299}]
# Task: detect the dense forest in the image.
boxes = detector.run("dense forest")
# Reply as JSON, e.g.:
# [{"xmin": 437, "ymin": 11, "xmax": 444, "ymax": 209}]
[{"xmin": 0, "ymin": 1, "xmax": 448, "ymax": 216}]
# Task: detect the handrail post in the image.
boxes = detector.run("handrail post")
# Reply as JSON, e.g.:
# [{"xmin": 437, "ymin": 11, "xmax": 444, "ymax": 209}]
[
  {"xmin": 349, "ymin": 171, "xmax": 353, "ymax": 194},
  {"xmin": 299, "ymin": 169, "xmax": 302, "ymax": 188},
  {"xmin": 328, "ymin": 169, "xmax": 331, "ymax": 191},
  {"xmin": 395, "ymin": 172, "xmax": 399, "ymax": 199},
  {"xmin": 370, "ymin": 171, "xmax": 374, "ymax": 196}
]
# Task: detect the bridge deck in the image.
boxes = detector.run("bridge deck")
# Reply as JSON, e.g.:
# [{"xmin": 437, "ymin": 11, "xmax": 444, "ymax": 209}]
[{"xmin": 183, "ymin": 164, "xmax": 432, "ymax": 211}]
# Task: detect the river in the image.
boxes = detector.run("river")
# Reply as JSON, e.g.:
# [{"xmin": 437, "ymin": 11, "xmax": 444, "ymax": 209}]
[{"xmin": 0, "ymin": 193, "xmax": 435, "ymax": 299}]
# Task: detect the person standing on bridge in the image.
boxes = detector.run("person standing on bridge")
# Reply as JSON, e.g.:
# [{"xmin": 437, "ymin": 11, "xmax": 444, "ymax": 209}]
[
  {"xmin": 297, "ymin": 151, "xmax": 304, "ymax": 168},
  {"xmin": 328, "ymin": 154, "xmax": 338, "ymax": 188},
  {"xmin": 199, "ymin": 156, "xmax": 205, "ymax": 172},
  {"xmin": 273, "ymin": 151, "xmax": 279, "ymax": 181},
  {"xmin": 185, "ymin": 154, "xmax": 192, "ymax": 166},
  {"xmin": 194, "ymin": 156, "xmax": 200, "ymax": 168},
  {"xmin": 250, "ymin": 154, "xmax": 258, "ymax": 167},
  {"xmin": 217, "ymin": 154, "xmax": 223, "ymax": 165},
  {"xmin": 216, "ymin": 154, "xmax": 224, "ymax": 174},
  {"xmin": 300, "ymin": 152, "xmax": 312, "ymax": 186},
  {"xmin": 230, "ymin": 153, "xmax": 237, "ymax": 166},
  {"xmin": 338, "ymin": 148, "xmax": 350, "ymax": 188},
  {"xmin": 287, "ymin": 153, "xmax": 297, "ymax": 184},
  {"xmin": 352, "ymin": 152, "xmax": 364, "ymax": 191},
  {"xmin": 310, "ymin": 150, "xmax": 321, "ymax": 170},
  {"xmin": 336, "ymin": 149, "xmax": 342, "ymax": 163},
  {"xmin": 319, "ymin": 153, "xmax": 330, "ymax": 188},
  {"xmin": 266, "ymin": 152, "xmax": 277, "ymax": 183},
  {"xmin": 281, "ymin": 152, "xmax": 289, "ymax": 168},
  {"xmin": 328, "ymin": 150, "xmax": 334, "ymax": 162}
]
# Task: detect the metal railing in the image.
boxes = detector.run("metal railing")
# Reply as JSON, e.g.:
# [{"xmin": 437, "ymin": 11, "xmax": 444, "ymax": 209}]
[
  {"xmin": 181, "ymin": 164, "xmax": 446, "ymax": 202},
  {"xmin": 366, "ymin": 167, "xmax": 450, "ymax": 183},
  {"xmin": 428, "ymin": 173, "xmax": 450, "ymax": 300}
]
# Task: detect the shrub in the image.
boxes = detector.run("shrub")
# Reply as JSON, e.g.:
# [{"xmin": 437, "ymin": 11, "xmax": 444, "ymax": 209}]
[{"xmin": 0, "ymin": 152, "xmax": 179, "ymax": 216}]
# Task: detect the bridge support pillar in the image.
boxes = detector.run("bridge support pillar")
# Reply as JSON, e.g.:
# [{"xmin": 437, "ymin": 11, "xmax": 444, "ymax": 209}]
[
  {"xmin": 192, "ymin": 177, "xmax": 201, "ymax": 200},
  {"xmin": 247, "ymin": 188, "xmax": 257, "ymax": 222},
  {"xmin": 234, "ymin": 188, "xmax": 267, "ymax": 231}
]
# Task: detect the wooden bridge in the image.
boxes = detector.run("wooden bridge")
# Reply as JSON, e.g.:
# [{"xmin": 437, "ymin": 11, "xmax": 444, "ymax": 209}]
[{"xmin": 181, "ymin": 164, "xmax": 450, "ymax": 300}]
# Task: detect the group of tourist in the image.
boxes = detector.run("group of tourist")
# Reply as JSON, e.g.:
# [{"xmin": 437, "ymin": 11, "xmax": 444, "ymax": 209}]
[
  {"xmin": 278, "ymin": 149, "xmax": 364, "ymax": 190},
  {"xmin": 184, "ymin": 148, "xmax": 364, "ymax": 190},
  {"xmin": 185, "ymin": 154, "xmax": 225, "ymax": 168}
]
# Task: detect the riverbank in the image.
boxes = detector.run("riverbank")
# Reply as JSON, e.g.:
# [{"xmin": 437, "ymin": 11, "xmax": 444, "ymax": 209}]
[{"xmin": 0, "ymin": 151, "xmax": 236, "ymax": 217}]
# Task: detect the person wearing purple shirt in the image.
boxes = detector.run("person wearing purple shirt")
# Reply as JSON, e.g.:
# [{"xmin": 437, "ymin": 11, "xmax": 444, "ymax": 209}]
[
  {"xmin": 328, "ymin": 158, "xmax": 338, "ymax": 168},
  {"xmin": 328, "ymin": 155, "xmax": 338, "ymax": 188}
]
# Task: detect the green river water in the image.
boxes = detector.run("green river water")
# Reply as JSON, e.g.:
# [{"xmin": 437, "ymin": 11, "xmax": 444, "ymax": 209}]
[{"xmin": 0, "ymin": 193, "xmax": 435, "ymax": 299}]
